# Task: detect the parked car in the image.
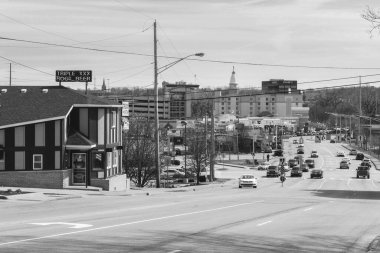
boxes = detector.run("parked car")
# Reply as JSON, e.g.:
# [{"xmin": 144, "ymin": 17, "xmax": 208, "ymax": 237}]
[
  {"xmin": 310, "ymin": 169, "xmax": 324, "ymax": 179},
  {"xmin": 336, "ymin": 151, "xmax": 345, "ymax": 157},
  {"xmin": 339, "ymin": 160, "xmax": 350, "ymax": 169},
  {"xmin": 357, "ymin": 166, "xmax": 370, "ymax": 179},
  {"xmin": 330, "ymin": 139, "xmax": 336, "ymax": 143},
  {"xmin": 258, "ymin": 161, "xmax": 270, "ymax": 170},
  {"xmin": 356, "ymin": 153, "xmax": 365, "ymax": 160},
  {"xmin": 264, "ymin": 147, "xmax": 272, "ymax": 153},
  {"xmin": 297, "ymin": 148, "xmax": 304, "ymax": 154},
  {"xmin": 162, "ymin": 169, "xmax": 185, "ymax": 178},
  {"xmin": 349, "ymin": 149, "xmax": 357, "ymax": 155},
  {"xmin": 288, "ymin": 159, "xmax": 298, "ymax": 168},
  {"xmin": 300, "ymin": 163, "xmax": 309, "ymax": 172},
  {"xmin": 267, "ymin": 165, "xmax": 280, "ymax": 177},
  {"xmin": 305, "ymin": 159, "xmax": 315, "ymax": 168},
  {"xmin": 290, "ymin": 166, "xmax": 303, "ymax": 177},
  {"xmin": 310, "ymin": 150, "xmax": 319, "ymax": 158},
  {"xmin": 273, "ymin": 149, "xmax": 283, "ymax": 156}
]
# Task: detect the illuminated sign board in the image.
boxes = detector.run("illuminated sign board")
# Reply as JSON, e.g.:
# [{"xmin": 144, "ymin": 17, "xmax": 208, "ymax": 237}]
[{"xmin": 56, "ymin": 70, "xmax": 92, "ymax": 82}]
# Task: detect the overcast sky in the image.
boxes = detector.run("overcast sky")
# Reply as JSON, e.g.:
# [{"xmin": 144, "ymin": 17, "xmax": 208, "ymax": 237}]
[{"xmin": 0, "ymin": 0, "xmax": 379, "ymax": 91}]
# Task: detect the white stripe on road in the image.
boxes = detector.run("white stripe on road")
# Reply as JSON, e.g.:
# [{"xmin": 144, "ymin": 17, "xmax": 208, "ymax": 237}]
[
  {"xmin": 304, "ymin": 207, "xmax": 313, "ymax": 212},
  {"xmin": 317, "ymin": 179, "xmax": 326, "ymax": 190},
  {"xmin": 257, "ymin": 221, "xmax": 272, "ymax": 226},
  {"xmin": 0, "ymin": 201, "xmax": 264, "ymax": 247}
]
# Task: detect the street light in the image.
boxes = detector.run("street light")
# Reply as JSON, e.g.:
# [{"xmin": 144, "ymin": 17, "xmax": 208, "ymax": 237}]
[
  {"xmin": 181, "ymin": 120, "xmax": 188, "ymax": 182},
  {"xmin": 153, "ymin": 23, "xmax": 204, "ymax": 188}
]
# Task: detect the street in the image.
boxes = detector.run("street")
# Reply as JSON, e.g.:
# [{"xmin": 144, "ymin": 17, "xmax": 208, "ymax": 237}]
[{"xmin": 2, "ymin": 138, "xmax": 380, "ymax": 252}]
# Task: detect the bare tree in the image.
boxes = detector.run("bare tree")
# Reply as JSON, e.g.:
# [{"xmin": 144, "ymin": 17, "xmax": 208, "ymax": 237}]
[
  {"xmin": 123, "ymin": 114, "xmax": 165, "ymax": 187},
  {"xmin": 362, "ymin": 6, "xmax": 380, "ymax": 37}
]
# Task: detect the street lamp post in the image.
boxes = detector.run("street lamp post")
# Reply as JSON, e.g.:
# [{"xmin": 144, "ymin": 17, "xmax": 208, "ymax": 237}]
[{"xmin": 153, "ymin": 20, "xmax": 204, "ymax": 188}]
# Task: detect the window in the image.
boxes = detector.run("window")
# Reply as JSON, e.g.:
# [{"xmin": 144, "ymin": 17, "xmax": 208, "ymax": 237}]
[
  {"xmin": 15, "ymin": 126, "xmax": 25, "ymax": 147},
  {"xmin": 93, "ymin": 152, "xmax": 104, "ymax": 171},
  {"xmin": 55, "ymin": 151, "xmax": 61, "ymax": 170},
  {"xmin": 266, "ymin": 102, "xmax": 269, "ymax": 105},
  {"xmin": 0, "ymin": 130, "xmax": 4, "ymax": 170},
  {"xmin": 266, "ymin": 97, "xmax": 268, "ymax": 101},
  {"xmin": 272, "ymin": 98, "xmax": 275, "ymax": 101},
  {"xmin": 15, "ymin": 152, "xmax": 25, "ymax": 170},
  {"xmin": 35, "ymin": 123, "xmax": 45, "ymax": 146},
  {"xmin": 33, "ymin": 154, "xmax": 43, "ymax": 170}
]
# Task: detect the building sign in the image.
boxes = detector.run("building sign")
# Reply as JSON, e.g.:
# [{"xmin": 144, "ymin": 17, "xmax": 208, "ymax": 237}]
[
  {"xmin": 122, "ymin": 101, "xmax": 129, "ymax": 117},
  {"xmin": 56, "ymin": 70, "xmax": 92, "ymax": 82}
]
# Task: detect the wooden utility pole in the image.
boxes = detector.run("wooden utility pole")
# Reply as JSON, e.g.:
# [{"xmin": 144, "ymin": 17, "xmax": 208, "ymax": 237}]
[
  {"xmin": 153, "ymin": 20, "xmax": 160, "ymax": 188},
  {"xmin": 210, "ymin": 96, "xmax": 215, "ymax": 181}
]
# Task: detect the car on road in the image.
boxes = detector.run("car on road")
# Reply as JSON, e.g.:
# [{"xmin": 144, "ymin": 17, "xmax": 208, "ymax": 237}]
[
  {"xmin": 290, "ymin": 166, "xmax": 303, "ymax": 177},
  {"xmin": 310, "ymin": 150, "xmax": 319, "ymax": 158},
  {"xmin": 263, "ymin": 147, "xmax": 272, "ymax": 153},
  {"xmin": 305, "ymin": 159, "xmax": 315, "ymax": 169},
  {"xmin": 258, "ymin": 161, "xmax": 270, "ymax": 170},
  {"xmin": 310, "ymin": 169, "xmax": 324, "ymax": 179},
  {"xmin": 297, "ymin": 144, "xmax": 304, "ymax": 148},
  {"xmin": 297, "ymin": 148, "xmax": 304, "ymax": 154},
  {"xmin": 267, "ymin": 165, "xmax": 280, "ymax": 177},
  {"xmin": 339, "ymin": 160, "xmax": 350, "ymax": 169},
  {"xmin": 330, "ymin": 139, "xmax": 336, "ymax": 143},
  {"xmin": 336, "ymin": 151, "xmax": 345, "ymax": 157},
  {"xmin": 288, "ymin": 159, "xmax": 298, "ymax": 168},
  {"xmin": 349, "ymin": 149, "xmax": 358, "ymax": 155},
  {"xmin": 356, "ymin": 166, "xmax": 370, "ymax": 179},
  {"xmin": 238, "ymin": 174, "xmax": 258, "ymax": 188},
  {"xmin": 341, "ymin": 157, "xmax": 351, "ymax": 164},
  {"xmin": 293, "ymin": 139, "xmax": 299, "ymax": 144},
  {"xmin": 356, "ymin": 153, "xmax": 365, "ymax": 160}
]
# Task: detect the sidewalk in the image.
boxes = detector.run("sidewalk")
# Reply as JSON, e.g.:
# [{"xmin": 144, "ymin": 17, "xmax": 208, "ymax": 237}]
[{"xmin": 341, "ymin": 143, "xmax": 380, "ymax": 171}]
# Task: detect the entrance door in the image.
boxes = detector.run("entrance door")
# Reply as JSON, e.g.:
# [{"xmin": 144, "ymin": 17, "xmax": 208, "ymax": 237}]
[{"xmin": 72, "ymin": 153, "xmax": 86, "ymax": 185}]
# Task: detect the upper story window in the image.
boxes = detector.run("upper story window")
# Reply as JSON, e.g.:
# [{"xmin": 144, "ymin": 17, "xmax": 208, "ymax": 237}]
[
  {"xmin": 35, "ymin": 123, "xmax": 45, "ymax": 147},
  {"xmin": 15, "ymin": 126, "xmax": 25, "ymax": 147},
  {"xmin": 0, "ymin": 130, "xmax": 4, "ymax": 171},
  {"xmin": 111, "ymin": 111, "xmax": 117, "ymax": 128}
]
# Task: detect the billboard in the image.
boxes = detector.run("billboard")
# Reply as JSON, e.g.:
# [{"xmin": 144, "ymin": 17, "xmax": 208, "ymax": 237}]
[
  {"xmin": 122, "ymin": 102, "xmax": 129, "ymax": 117},
  {"xmin": 56, "ymin": 70, "xmax": 92, "ymax": 82}
]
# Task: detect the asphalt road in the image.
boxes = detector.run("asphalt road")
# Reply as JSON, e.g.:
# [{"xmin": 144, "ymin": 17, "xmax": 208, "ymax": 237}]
[{"xmin": 2, "ymin": 138, "xmax": 380, "ymax": 252}]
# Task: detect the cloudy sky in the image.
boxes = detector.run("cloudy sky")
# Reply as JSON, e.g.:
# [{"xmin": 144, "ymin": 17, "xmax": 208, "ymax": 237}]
[{"xmin": 0, "ymin": 0, "xmax": 379, "ymax": 90}]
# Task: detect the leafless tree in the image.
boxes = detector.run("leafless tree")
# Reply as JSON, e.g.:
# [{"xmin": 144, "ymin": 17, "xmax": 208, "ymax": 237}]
[{"xmin": 362, "ymin": 6, "xmax": 380, "ymax": 37}]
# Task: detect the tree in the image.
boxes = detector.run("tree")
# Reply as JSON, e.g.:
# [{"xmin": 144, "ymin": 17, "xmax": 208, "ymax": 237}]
[
  {"xmin": 123, "ymin": 114, "xmax": 166, "ymax": 187},
  {"xmin": 362, "ymin": 6, "xmax": 380, "ymax": 37},
  {"xmin": 186, "ymin": 126, "xmax": 209, "ymax": 185}
]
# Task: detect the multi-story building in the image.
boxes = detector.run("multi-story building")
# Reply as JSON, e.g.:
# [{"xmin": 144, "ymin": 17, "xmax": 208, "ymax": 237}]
[{"xmin": 0, "ymin": 86, "xmax": 125, "ymax": 191}]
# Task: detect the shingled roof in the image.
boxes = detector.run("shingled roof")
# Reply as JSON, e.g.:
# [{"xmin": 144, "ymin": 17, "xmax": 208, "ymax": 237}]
[{"xmin": 0, "ymin": 86, "xmax": 121, "ymax": 128}]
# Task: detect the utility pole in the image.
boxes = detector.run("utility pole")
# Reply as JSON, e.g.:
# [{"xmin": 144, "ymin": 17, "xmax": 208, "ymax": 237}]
[
  {"xmin": 210, "ymin": 96, "xmax": 215, "ymax": 182},
  {"xmin": 9, "ymin": 63, "xmax": 11, "ymax": 86},
  {"xmin": 359, "ymin": 76, "xmax": 362, "ymax": 146},
  {"xmin": 153, "ymin": 20, "xmax": 160, "ymax": 188}
]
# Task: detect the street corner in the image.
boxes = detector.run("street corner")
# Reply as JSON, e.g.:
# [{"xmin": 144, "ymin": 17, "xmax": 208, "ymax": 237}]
[{"xmin": 0, "ymin": 188, "xmax": 82, "ymax": 202}]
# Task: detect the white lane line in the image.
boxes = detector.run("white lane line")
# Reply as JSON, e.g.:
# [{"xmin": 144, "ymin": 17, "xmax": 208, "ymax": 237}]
[
  {"xmin": 0, "ymin": 201, "xmax": 264, "ymax": 247},
  {"xmin": 257, "ymin": 221, "xmax": 272, "ymax": 226},
  {"xmin": 304, "ymin": 207, "xmax": 313, "ymax": 212},
  {"xmin": 317, "ymin": 179, "xmax": 326, "ymax": 190},
  {"xmin": 168, "ymin": 250, "xmax": 182, "ymax": 253}
]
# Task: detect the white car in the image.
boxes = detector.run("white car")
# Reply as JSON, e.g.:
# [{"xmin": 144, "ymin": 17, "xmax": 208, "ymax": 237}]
[
  {"xmin": 258, "ymin": 161, "xmax": 270, "ymax": 170},
  {"xmin": 162, "ymin": 169, "xmax": 185, "ymax": 177},
  {"xmin": 341, "ymin": 157, "xmax": 351, "ymax": 164},
  {"xmin": 336, "ymin": 151, "xmax": 345, "ymax": 157},
  {"xmin": 238, "ymin": 174, "xmax": 258, "ymax": 188}
]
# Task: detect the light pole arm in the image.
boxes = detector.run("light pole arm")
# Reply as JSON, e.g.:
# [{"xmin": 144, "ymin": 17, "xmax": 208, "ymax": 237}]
[{"xmin": 157, "ymin": 53, "xmax": 204, "ymax": 74}]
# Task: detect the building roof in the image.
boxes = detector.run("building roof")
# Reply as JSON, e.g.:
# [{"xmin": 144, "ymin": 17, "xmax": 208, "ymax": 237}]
[{"xmin": 0, "ymin": 86, "xmax": 121, "ymax": 128}]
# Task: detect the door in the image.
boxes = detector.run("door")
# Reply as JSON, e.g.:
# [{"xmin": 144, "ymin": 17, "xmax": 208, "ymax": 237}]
[{"xmin": 72, "ymin": 153, "xmax": 86, "ymax": 185}]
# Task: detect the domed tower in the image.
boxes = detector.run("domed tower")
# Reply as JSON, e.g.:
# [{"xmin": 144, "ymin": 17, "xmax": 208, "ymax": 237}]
[{"xmin": 229, "ymin": 66, "xmax": 238, "ymax": 89}]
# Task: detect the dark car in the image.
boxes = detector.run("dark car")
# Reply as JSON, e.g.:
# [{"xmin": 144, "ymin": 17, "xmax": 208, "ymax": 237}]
[
  {"xmin": 360, "ymin": 161, "xmax": 371, "ymax": 168},
  {"xmin": 290, "ymin": 166, "xmax": 303, "ymax": 177},
  {"xmin": 264, "ymin": 147, "xmax": 272, "ymax": 153},
  {"xmin": 330, "ymin": 139, "xmax": 336, "ymax": 143},
  {"xmin": 305, "ymin": 159, "xmax": 315, "ymax": 168},
  {"xmin": 288, "ymin": 159, "xmax": 297, "ymax": 168},
  {"xmin": 300, "ymin": 163, "xmax": 309, "ymax": 172},
  {"xmin": 273, "ymin": 149, "xmax": 283, "ymax": 156},
  {"xmin": 267, "ymin": 165, "xmax": 280, "ymax": 177},
  {"xmin": 297, "ymin": 149, "xmax": 304, "ymax": 154},
  {"xmin": 356, "ymin": 153, "xmax": 365, "ymax": 160},
  {"xmin": 357, "ymin": 166, "xmax": 370, "ymax": 179},
  {"xmin": 310, "ymin": 169, "xmax": 323, "ymax": 179}
]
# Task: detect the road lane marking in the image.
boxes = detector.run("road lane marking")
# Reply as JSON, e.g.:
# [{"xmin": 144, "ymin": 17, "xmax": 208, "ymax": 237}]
[
  {"xmin": 168, "ymin": 250, "xmax": 182, "ymax": 253},
  {"xmin": 304, "ymin": 208, "xmax": 313, "ymax": 212},
  {"xmin": 257, "ymin": 221, "xmax": 272, "ymax": 226},
  {"xmin": 317, "ymin": 179, "xmax": 326, "ymax": 190},
  {"xmin": 29, "ymin": 222, "xmax": 93, "ymax": 229},
  {"xmin": 0, "ymin": 201, "xmax": 264, "ymax": 247}
]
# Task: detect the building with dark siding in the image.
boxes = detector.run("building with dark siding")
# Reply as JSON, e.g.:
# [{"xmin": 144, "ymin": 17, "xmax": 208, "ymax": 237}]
[{"xmin": 0, "ymin": 86, "xmax": 125, "ymax": 191}]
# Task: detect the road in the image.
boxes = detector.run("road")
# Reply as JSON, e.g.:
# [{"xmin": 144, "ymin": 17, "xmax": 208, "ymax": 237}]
[{"xmin": 2, "ymin": 138, "xmax": 380, "ymax": 252}]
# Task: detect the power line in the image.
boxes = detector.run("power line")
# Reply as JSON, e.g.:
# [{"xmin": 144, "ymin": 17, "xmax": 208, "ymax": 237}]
[
  {"xmin": 2, "ymin": 36, "xmax": 380, "ymax": 70},
  {"xmin": 0, "ymin": 55, "xmax": 54, "ymax": 76}
]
